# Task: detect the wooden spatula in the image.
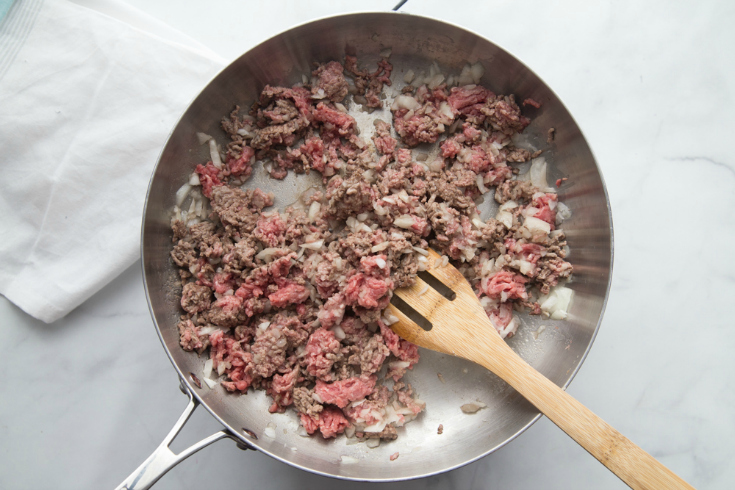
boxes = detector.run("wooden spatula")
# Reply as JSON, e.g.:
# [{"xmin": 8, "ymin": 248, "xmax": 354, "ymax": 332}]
[{"xmin": 387, "ymin": 249, "xmax": 694, "ymax": 490}]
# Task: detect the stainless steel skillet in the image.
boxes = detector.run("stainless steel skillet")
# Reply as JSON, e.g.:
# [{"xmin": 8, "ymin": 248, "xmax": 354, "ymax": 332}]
[{"xmin": 120, "ymin": 11, "xmax": 613, "ymax": 489}]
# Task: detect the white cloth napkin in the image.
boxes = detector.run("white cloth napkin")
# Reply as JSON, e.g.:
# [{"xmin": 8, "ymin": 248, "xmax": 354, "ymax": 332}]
[{"xmin": 0, "ymin": 0, "xmax": 226, "ymax": 322}]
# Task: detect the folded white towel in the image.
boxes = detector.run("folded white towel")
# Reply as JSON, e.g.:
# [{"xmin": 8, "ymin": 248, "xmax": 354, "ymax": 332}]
[{"xmin": 0, "ymin": 0, "xmax": 226, "ymax": 322}]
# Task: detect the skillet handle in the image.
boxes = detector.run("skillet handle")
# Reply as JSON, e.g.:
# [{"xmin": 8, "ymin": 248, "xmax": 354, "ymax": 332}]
[{"xmin": 115, "ymin": 386, "xmax": 239, "ymax": 490}]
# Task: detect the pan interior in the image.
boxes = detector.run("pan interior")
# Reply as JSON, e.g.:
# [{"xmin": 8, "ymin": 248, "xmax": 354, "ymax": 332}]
[{"xmin": 142, "ymin": 12, "xmax": 612, "ymax": 481}]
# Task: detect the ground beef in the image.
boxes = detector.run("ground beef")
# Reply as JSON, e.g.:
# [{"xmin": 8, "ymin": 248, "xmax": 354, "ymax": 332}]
[
  {"xmin": 180, "ymin": 283, "xmax": 211, "ymax": 314},
  {"xmin": 171, "ymin": 57, "xmax": 573, "ymax": 442},
  {"xmin": 312, "ymin": 61, "xmax": 349, "ymax": 103},
  {"xmin": 495, "ymin": 180, "xmax": 539, "ymax": 204},
  {"xmin": 344, "ymin": 55, "xmax": 393, "ymax": 108}
]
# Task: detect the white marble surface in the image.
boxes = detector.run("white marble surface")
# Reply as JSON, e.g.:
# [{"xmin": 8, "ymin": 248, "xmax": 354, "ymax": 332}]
[{"xmin": 2, "ymin": 0, "xmax": 734, "ymax": 488}]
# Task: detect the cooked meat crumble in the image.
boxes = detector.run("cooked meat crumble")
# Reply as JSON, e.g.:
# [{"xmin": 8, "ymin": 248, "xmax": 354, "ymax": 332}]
[{"xmin": 170, "ymin": 57, "xmax": 572, "ymax": 441}]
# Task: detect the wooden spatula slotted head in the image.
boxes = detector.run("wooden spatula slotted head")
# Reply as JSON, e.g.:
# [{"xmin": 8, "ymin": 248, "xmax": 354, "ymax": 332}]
[{"xmin": 388, "ymin": 249, "xmax": 694, "ymax": 490}]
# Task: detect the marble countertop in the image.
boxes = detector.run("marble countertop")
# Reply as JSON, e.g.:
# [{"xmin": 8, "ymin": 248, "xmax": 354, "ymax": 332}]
[{"xmin": 2, "ymin": 1, "xmax": 734, "ymax": 488}]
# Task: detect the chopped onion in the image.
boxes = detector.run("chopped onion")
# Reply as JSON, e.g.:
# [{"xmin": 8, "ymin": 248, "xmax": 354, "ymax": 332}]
[
  {"xmin": 403, "ymin": 70, "xmax": 415, "ymax": 84},
  {"xmin": 365, "ymin": 438, "xmax": 380, "ymax": 449},
  {"xmin": 264, "ymin": 425, "xmax": 276, "ymax": 439},
  {"xmin": 438, "ymin": 102, "xmax": 454, "ymax": 121},
  {"xmin": 412, "ymin": 246, "xmax": 428, "ymax": 256},
  {"xmin": 203, "ymin": 377, "xmax": 217, "ymax": 389},
  {"xmin": 175, "ymin": 183, "xmax": 192, "ymax": 206},
  {"xmin": 196, "ymin": 132, "xmax": 213, "ymax": 145},
  {"xmin": 332, "ymin": 325, "xmax": 346, "ymax": 340},
  {"xmin": 340, "ymin": 455, "xmax": 359, "ymax": 464},
  {"xmin": 556, "ymin": 202, "xmax": 572, "ymax": 222},
  {"xmin": 392, "ymin": 95, "xmax": 421, "ymax": 111},
  {"xmin": 255, "ymin": 248, "xmax": 283, "ymax": 262},
  {"xmin": 258, "ymin": 321, "xmax": 271, "ymax": 331},
  {"xmin": 308, "ymin": 202, "xmax": 321, "ymax": 222},
  {"xmin": 532, "ymin": 325, "xmax": 547, "ymax": 340},
  {"xmin": 208, "ymin": 139, "xmax": 222, "ymax": 169},
  {"xmin": 476, "ymin": 175, "xmax": 488, "ymax": 194},
  {"xmin": 418, "ymin": 284, "xmax": 429, "ymax": 296},
  {"xmin": 394, "ymin": 215, "xmax": 415, "ymax": 229},
  {"xmin": 427, "ymin": 73, "xmax": 445, "ymax": 90},
  {"xmin": 470, "ymin": 62, "xmax": 485, "ymax": 84},
  {"xmin": 427, "ymin": 158, "xmax": 444, "ymax": 172},
  {"xmin": 335, "ymin": 102, "xmax": 348, "ymax": 113},
  {"xmin": 523, "ymin": 216, "xmax": 551, "ymax": 234},
  {"xmin": 457, "ymin": 64, "xmax": 475, "ymax": 86},
  {"xmin": 375, "ymin": 257, "xmax": 387, "ymax": 269},
  {"xmin": 380, "ymin": 47, "xmax": 392, "ymax": 58},
  {"xmin": 203, "ymin": 359, "xmax": 213, "ymax": 379},
  {"xmin": 300, "ymin": 239, "xmax": 324, "ymax": 250},
  {"xmin": 371, "ymin": 242, "xmax": 390, "ymax": 253},
  {"xmin": 539, "ymin": 286, "xmax": 573, "ymax": 320},
  {"xmin": 383, "ymin": 311, "xmax": 400, "ymax": 325},
  {"xmin": 188, "ymin": 173, "xmax": 201, "ymax": 186}
]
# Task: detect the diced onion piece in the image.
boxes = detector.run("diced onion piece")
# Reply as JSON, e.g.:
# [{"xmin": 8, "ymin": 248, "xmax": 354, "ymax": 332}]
[
  {"xmin": 258, "ymin": 321, "xmax": 271, "ymax": 331},
  {"xmin": 556, "ymin": 202, "xmax": 572, "ymax": 222},
  {"xmin": 365, "ymin": 438, "xmax": 381, "ymax": 449},
  {"xmin": 175, "ymin": 183, "xmax": 192, "ymax": 206},
  {"xmin": 457, "ymin": 64, "xmax": 475, "ymax": 86},
  {"xmin": 438, "ymin": 102, "xmax": 454, "ymax": 121},
  {"xmin": 255, "ymin": 248, "xmax": 283, "ymax": 262},
  {"xmin": 412, "ymin": 246, "xmax": 428, "ymax": 256},
  {"xmin": 203, "ymin": 359, "xmax": 213, "ymax": 379},
  {"xmin": 196, "ymin": 132, "xmax": 213, "ymax": 145},
  {"xmin": 341, "ymin": 456, "xmax": 359, "ymax": 464},
  {"xmin": 308, "ymin": 202, "xmax": 321, "ymax": 222},
  {"xmin": 523, "ymin": 216, "xmax": 551, "ymax": 234},
  {"xmin": 375, "ymin": 258, "xmax": 387, "ymax": 269},
  {"xmin": 499, "ymin": 200, "xmax": 518, "ymax": 211},
  {"xmin": 203, "ymin": 377, "xmax": 217, "ymax": 389},
  {"xmin": 470, "ymin": 62, "xmax": 485, "ymax": 84},
  {"xmin": 380, "ymin": 48, "xmax": 392, "ymax": 58},
  {"xmin": 539, "ymin": 286, "xmax": 574, "ymax": 320},
  {"xmin": 300, "ymin": 239, "xmax": 324, "ymax": 250},
  {"xmin": 335, "ymin": 102, "xmax": 348, "ymax": 113},
  {"xmin": 427, "ymin": 73, "xmax": 445, "ymax": 90},
  {"xmin": 189, "ymin": 173, "xmax": 201, "ymax": 186},
  {"xmin": 498, "ymin": 315, "xmax": 519, "ymax": 339},
  {"xmin": 332, "ymin": 325, "xmax": 346, "ymax": 340},
  {"xmin": 403, "ymin": 70, "xmax": 415, "ymax": 84},
  {"xmin": 371, "ymin": 242, "xmax": 390, "ymax": 253},
  {"xmin": 209, "ymin": 139, "xmax": 222, "ymax": 169},
  {"xmin": 476, "ymin": 175, "xmax": 488, "ymax": 194},
  {"xmin": 522, "ymin": 157, "xmax": 554, "ymax": 192},
  {"xmin": 532, "ymin": 325, "xmax": 547, "ymax": 340},
  {"xmin": 392, "ymin": 95, "xmax": 421, "ymax": 111},
  {"xmin": 264, "ymin": 425, "xmax": 276, "ymax": 439},
  {"xmin": 418, "ymin": 284, "xmax": 429, "ymax": 295},
  {"xmin": 394, "ymin": 215, "xmax": 415, "ymax": 229},
  {"xmin": 383, "ymin": 311, "xmax": 400, "ymax": 325}
]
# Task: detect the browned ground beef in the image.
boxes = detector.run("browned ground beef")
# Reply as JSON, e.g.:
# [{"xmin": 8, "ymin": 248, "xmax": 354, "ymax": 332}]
[{"xmin": 171, "ymin": 57, "xmax": 571, "ymax": 441}]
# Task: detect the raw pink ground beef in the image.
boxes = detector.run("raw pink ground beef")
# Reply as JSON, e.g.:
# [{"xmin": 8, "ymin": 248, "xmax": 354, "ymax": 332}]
[{"xmin": 171, "ymin": 57, "xmax": 572, "ymax": 442}]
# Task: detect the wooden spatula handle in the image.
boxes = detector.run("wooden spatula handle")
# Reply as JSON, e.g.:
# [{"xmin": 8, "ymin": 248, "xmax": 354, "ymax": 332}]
[{"xmin": 474, "ymin": 339, "xmax": 694, "ymax": 490}]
